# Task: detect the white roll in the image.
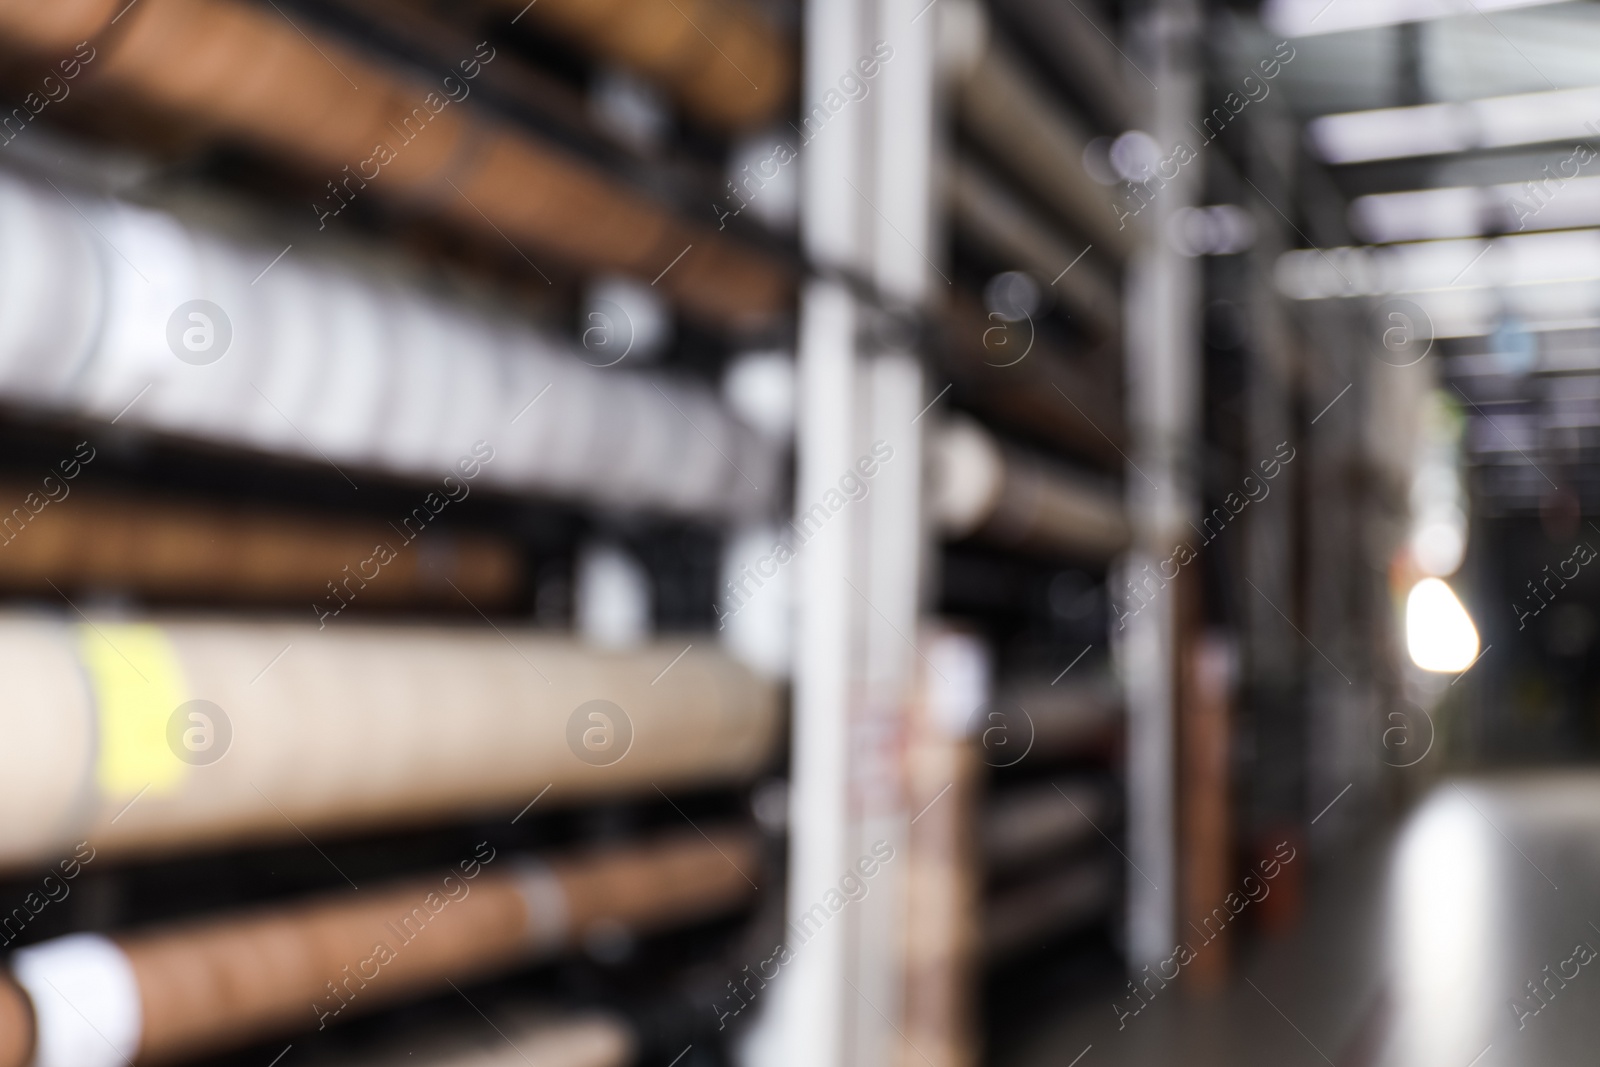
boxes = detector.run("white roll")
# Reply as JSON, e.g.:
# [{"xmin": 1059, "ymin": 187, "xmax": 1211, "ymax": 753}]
[
  {"xmin": 0, "ymin": 173, "xmax": 776, "ymax": 520},
  {"xmin": 73, "ymin": 202, "xmax": 205, "ymax": 428},
  {"xmin": 10, "ymin": 934, "xmax": 142, "ymax": 1067},
  {"xmin": 0, "ymin": 173, "xmax": 102, "ymax": 406}
]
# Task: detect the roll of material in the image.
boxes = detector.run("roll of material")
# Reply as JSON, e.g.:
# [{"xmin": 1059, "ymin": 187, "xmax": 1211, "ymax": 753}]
[
  {"xmin": 995, "ymin": 670, "xmax": 1122, "ymax": 758},
  {"xmin": 983, "ymin": 856, "xmax": 1114, "ymax": 960},
  {"xmin": 987, "ymin": 0, "xmax": 1137, "ymax": 131},
  {"xmin": 937, "ymin": 293, "xmax": 1125, "ymax": 471},
  {"xmin": 0, "ymin": 832, "xmax": 754, "ymax": 1066},
  {"xmin": 931, "ymin": 418, "xmax": 1129, "ymax": 561},
  {"xmin": 0, "ymin": 173, "xmax": 779, "ymax": 520},
  {"xmin": 944, "ymin": 8, "xmax": 1136, "ymax": 262},
  {"xmin": 980, "ymin": 780, "xmax": 1110, "ymax": 873},
  {"xmin": 491, "ymin": 0, "xmax": 791, "ymax": 131},
  {"xmin": 0, "ymin": 614, "xmax": 780, "ymax": 868},
  {"xmin": 0, "ymin": 0, "xmax": 790, "ymax": 326},
  {"xmin": 0, "ymin": 482, "xmax": 520, "ymax": 606},
  {"xmin": 314, "ymin": 1012, "xmax": 635, "ymax": 1067},
  {"xmin": 948, "ymin": 158, "xmax": 1119, "ymax": 339}
]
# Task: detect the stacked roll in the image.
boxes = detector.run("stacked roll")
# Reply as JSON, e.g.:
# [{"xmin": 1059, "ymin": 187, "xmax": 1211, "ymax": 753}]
[
  {"xmin": 0, "ymin": 482, "xmax": 520, "ymax": 605},
  {"xmin": 0, "ymin": 613, "xmax": 780, "ymax": 869},
  {"xmin": 0, "ymin": 831, "xmax": 754, "ymax": 1067},
  {"xmin": 938, "ymin": 294, "xmax": 1125, "ymax": 471},
  {"xmin": 0, "ymin": 0, "xmax": 791, "ymax": 326},
  {"xmin": 0, "ymin": 173, "xmax": 778, "ymax": 519},
  {"xmin": 313, "ymin": 1013, "xmax": 635, "ymax": 1067},
  {"xmin": 930, "ymin": 417, "xmax": 1129, "ymax": 561},
  {"xmin": 943, "ymin": 1, "xmax": 1135, "ymax": 260},
  {"xmin": 493, "ymin": 0, "xmax": 793, "ymax": 130}
]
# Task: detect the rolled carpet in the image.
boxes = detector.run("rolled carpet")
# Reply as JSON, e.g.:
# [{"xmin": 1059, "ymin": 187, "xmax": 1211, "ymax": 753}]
[
  {"xmin": 0, "ymin": 830, "xmax": 754, "ymax": 1067},
  {"xmin": 0, "ymin": 614, "xmax": 780, "ymax": 869}
]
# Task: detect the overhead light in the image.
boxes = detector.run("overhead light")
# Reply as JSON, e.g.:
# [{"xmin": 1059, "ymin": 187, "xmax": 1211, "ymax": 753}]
[
  {"xmin": 1405, "ymin": 578, "xmax": 1480, "ymax": 672},
  {"xmin": 1264, "ymin": 0, "xmax": 1560, "ymax": 39},
  {"xmin": 1275, "ymin": 228, "xmax": 1600, "ymax": 300},
  {"xmin": 1350, "ymin": 176, "xmax": 1600, "ymax": 243},
  {"xmin": 1309, "ymin": 87, "xmax": 1600, "ymax": 164}
]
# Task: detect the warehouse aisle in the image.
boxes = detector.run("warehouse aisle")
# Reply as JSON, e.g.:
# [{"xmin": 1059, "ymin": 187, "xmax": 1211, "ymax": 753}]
[{"xmin": 1004, "ymin": 776, "xmax": 1600, "ymax": 1067}]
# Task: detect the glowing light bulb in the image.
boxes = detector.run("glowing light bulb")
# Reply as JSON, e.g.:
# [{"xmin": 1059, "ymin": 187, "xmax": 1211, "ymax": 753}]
[{"xmin": 1406, "ymin": 578, "xmax": 1480, "ymax": 672}]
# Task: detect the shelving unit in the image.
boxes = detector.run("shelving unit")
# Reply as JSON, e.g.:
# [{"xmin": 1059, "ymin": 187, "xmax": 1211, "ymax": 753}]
[{"xmin": 0, "ymin": 0, "xmax": 1278, "ymax": 1064}]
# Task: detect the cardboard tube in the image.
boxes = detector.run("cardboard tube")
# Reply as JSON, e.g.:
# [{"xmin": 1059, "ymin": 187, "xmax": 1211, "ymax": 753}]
[
  {"xmin": 0, "ymin": 614, "xmax": 780, "ymax": 869},
  {"xmin": 0, "ymin": 0, "xmax": 790, "ymax": 326},
  {"xmin": 931, "ymin": 418, "xmax": 1129, "ymax": 561},
  {"xmin": 490, "ymin": 0, "xmax": 792, "ymax": 131},
  {"xmin": 0, "ymin": 484, "xmax": 519, "ymax": 606},
  {"xmin": 2, "ymin": 832, "xmax": 754, "ymax": 1067}
]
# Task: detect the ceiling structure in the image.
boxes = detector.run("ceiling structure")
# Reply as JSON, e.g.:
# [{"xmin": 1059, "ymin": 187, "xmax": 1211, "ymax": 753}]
[{"xmin": 1259, "ymin": 0, "xmax": 1600, "ymax": 514}]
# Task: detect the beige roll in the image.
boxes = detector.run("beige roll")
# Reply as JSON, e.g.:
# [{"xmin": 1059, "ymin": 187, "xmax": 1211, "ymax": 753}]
[
  {"xmin": 931, "ymin": 418, "xmax": 1129, "ymax": 561},
  {"xmin": 0, "ymin": 484, "xmax": 519, "ymax": 606},
  {"xmin": 944, "ymin": 5, "xmax": 1136, "ymax": 261},
  {"xmin": 948, "ymin": 158, "xmax": 1120, "ymax": 339},
  {"xmin": 0, "ymin": 615, "xmax": 780, "ymax": 869},
  {"xmin": 489, "ymin": 0, "xmax": 792, "ymax": 131},
  {"xmin": 980, "ymin": 780, "xmax": 1109, "ymax": 872},
  {"xmin": 0, "ymin": 832, "xmax": 753, "ymax": 1067},
  {"xmin": 0, "ymin": 0, "xmax": 790, "ymax": 327},
  {"xmin": 983, "ymin": 857, "xmax": 1114, "ymax": 960},
  {"xmin": 316, "ymin": 1012, "xmax": 634, "ymax": 1067}
]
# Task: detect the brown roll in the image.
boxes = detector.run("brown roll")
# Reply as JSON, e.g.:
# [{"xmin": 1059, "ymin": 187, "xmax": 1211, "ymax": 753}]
[
  {"xmin": 492, "ymin": 0, "xmax": 792, "ymax": 131},
  {"xmin": 931, "ymin": 417, "xmax": 1130, "ymax": 561},
  {"xmin": 948, "ymin": 157, "xmax": 1120, "ymax": 339},
  {"xmin": 0, "ymin": 0, "xmax": 791, "ymax": 327},
  {"xmin": 2, "ymin": 832, "xmax": 754, "ymax": 1067},
  {"xmin": 0, "ymin": 977, "xmax": 30, "ymax": 1067},
  {"xmin": 938, "ymin": 293, "xmax": 1126, "ymax": 471},
  {"xmin": 315, "ymin": 1011, "xmax": 634, "ymax": 1067},
  {"xmin": 993, "ymin": 670, "xmax": 1122, "ymax": 759},
  {"xmin": 0, "ymin": 614, "xmax": 781, "ymax": 869},
  {"xmin": 0, "ymin": 484, "xmax": 519, "ymax": 606}
]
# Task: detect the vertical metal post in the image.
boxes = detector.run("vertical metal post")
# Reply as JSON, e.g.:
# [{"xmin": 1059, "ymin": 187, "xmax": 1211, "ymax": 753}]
[{"xmin": 1122, "ymin": 0, "xmax": 1203, "ymax": 968}]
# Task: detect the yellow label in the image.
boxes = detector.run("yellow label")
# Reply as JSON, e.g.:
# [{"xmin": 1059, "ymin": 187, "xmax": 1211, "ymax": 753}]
[{"xmin": 78, "ymin": 624, "xmax": 189, "ymax": 797}]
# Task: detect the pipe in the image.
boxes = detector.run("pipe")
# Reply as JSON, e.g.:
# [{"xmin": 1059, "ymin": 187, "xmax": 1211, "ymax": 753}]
[
  {"xmin": 490, "ymin": 0, "xmax": 793, "ymax": 131},
  {"xmin": 0, "ymin": 831, "xmax": 754, "ymax": 1067},
  {"xmin": 0, "ymin": 172, "xmax": 779, "ymax": 520},
  {"xmin": 948, "ymin": 157, "xmax": 1119, "ymax": 338},
  {"xmin": 0, "ymin": 481, "xmax": 520, "ymax": 606},
  {"xmin": 930, "ymin": 417, "xmax": 1130, "ymax": 561},
  {"xmin": 0, "ymin": 0, "xmax": 790, "ymax": 327},
  {"xmin": 944, "ymin": 7, "xmax": 1136, "ymax": 261},
  {"xmin": 0, "ymin": 613, "xmax": 780, "ymax": 869}
]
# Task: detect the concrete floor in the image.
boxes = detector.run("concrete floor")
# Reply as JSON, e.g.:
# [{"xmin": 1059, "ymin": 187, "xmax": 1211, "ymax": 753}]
[{"xmin": 1002, "ymin": 773, "xmax": 1600, "ymax": 1067}]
